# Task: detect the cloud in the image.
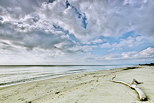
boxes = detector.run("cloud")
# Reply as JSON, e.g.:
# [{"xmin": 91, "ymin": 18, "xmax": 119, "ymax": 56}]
[
  {"xmin": 135, "ymin": 47, "xmax": 154, "ymax": 58},
  {"xmin": 82, "ymin": 39, "xmax": 104, "ymax": 45},
  {"xmin": 0, "ymin": 0, "xmax": 154, "ymax": 64},
  {"xmin": 100, "ymin": 35, "xmax": 145, "ymax": 50},
  {"xmin": 102, "ymin": 47, "xmax": 154, "ymax": 60},
  {"xmin": 1, "ymin": 0, "xmax": 154, "ymax": 41},
  {"xmin": 0, "ymin": 21, "xmax": 74, "ymax": 50},
  {"xmin": 1, "ymin": 0, "xmax": 154, "ymax": 37},
  {"xmin": 69, "ymin": 0, "xmax": 154, "ymax": 37}
]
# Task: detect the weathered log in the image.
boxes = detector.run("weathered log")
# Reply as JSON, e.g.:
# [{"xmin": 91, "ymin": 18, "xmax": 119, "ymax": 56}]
[
  {"xmin": 130, "ymin": 84, "xmax": 147, "ymax": 101},
  {"xmin": 111, "ymin": 76, "xmax": 147, "ymax": 101},
  {"xmin": 131, "ymin": 79, "xmax": 143, "ymax": 84}
]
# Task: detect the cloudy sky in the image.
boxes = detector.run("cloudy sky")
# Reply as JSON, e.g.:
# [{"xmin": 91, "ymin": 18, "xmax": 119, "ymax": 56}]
[{"xmin": 0, "ymin": 0, "xmax": 154, "ymax": 65}]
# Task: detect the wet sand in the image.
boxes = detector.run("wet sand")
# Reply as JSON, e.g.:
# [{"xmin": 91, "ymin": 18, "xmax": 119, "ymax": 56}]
[{"xmin": 0, "ymin": 66, "xmax": 154, "ymax": 103}]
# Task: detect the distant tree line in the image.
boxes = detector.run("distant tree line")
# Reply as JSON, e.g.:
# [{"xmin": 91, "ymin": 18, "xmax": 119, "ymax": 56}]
[{"xmin": 139, "ymin": 63, "xmax": 154, "ymax": 66}]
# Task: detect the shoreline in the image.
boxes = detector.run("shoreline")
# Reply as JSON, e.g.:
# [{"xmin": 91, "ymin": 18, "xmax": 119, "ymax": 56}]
[
  {"xmin": 0, "ymin": 65, "xmax": 135, "ymax": 88},
  {"xmin": 0, "ymin": 66, "xmax": 154, "ymax": 103}
]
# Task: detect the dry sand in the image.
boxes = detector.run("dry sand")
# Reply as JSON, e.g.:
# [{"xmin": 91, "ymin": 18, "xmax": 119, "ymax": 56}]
[{"xmin": 0, "ymin": 66, "xmax": 154, "ymax": 103}]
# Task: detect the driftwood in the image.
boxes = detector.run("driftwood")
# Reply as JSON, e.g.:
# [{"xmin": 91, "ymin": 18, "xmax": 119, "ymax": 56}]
[{"xmin": 111, "ymin": 75, "xmax": 147, "ymax": 101}]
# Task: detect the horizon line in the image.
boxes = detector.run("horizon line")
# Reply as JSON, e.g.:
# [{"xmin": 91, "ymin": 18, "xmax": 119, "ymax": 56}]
[{"xmin": 0, "ymin": 64, "xmax": 129, "ymax": 67}]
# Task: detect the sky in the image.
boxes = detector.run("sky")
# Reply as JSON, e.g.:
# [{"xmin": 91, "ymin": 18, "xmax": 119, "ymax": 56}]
[{"xmin": 0, "ymin": 0, "xmax": 154, "ymax": 65}]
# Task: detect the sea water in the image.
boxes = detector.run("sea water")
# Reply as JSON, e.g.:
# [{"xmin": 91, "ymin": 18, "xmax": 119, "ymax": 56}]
[{"xmin": 0, "ymin": 65, "xmax": 134, "ymax": 87}]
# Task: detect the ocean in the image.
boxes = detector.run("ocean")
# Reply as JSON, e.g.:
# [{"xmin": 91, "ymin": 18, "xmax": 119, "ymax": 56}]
[{"xmin": 0, "ymin": 65, "xmax": 135, "ymax": 87}]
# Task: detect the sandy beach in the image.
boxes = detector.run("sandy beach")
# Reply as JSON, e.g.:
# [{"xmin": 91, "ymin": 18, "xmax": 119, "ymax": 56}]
[{"xmin": 0, "ymin": 66, "xmax": 154, "ymax": 103}]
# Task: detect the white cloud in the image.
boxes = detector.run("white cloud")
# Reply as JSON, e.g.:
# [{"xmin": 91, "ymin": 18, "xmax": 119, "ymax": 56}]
[
  {"xmin": 0, "ymin": 0, "xmax": 154, "ymax": 64},
  {"xmin": 1, "ymin": 0, "xmax": 154, "ymax": 41},
  {"xmin": 82, "ymin": 39, "xmax": 104, "ymax": 45},
  {"xmin": 102, "ymin": 47, "xmax": 154, "ymax": 60},
  {"xmin": 137, "ymin": 47, "xmax": 154, "ymax": 58},
  {"xmin": 101, "ymin": 36, "xmax": 145, "ymax": 50}
]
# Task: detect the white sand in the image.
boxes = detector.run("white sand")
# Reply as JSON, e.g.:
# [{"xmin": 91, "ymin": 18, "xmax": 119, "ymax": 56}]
[{"xmin": 0, "ymin": 66, "xmax": 154, "ymax": 103}]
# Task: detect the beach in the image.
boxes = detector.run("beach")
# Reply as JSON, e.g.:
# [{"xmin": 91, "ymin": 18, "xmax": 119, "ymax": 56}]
[{"xmin": 0, "ymin": 66, "xmax": 154, "ymax": 103}]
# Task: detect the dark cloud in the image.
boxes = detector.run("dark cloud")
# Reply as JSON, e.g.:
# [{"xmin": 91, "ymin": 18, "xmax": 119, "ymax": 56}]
[{"xmin": 0, "ymin": 21, "xmax": 75, "ymax": 51}]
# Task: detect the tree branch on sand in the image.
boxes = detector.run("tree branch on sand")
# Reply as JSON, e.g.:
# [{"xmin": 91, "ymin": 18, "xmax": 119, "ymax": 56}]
[{"xmin": 111, "ymin": 75, "xmax": 147, "ymax": 101}]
